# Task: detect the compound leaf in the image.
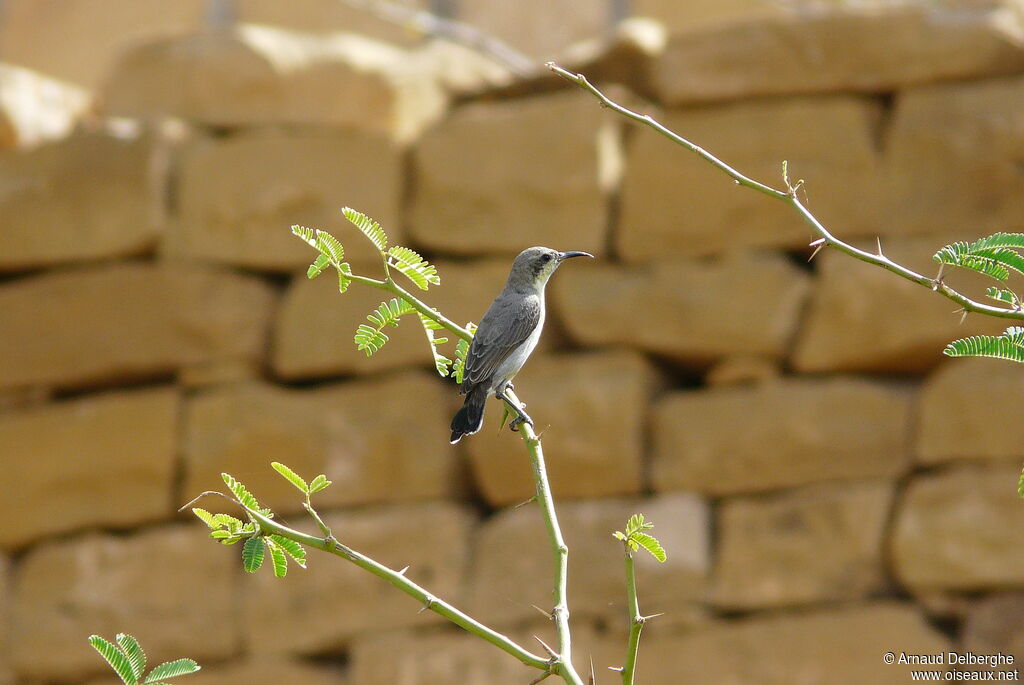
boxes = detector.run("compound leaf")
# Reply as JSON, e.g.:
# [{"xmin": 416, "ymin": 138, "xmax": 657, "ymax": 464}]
[
  {"xmin": 88, "ymin": 635, "xmax": 136, "ymax": 685},
  {"xmin": 271, "ymin": 462, "xmax": 308, "ymax": 493},
  {"xmin": 341, "ymin": 207, "xmax": 388, "ymax": 253},
  {"xmin": 144, "ymin": 659, "xmax": 201, "ymax": 683},
  {"xmin": 242, "ymin": 536, "xmax": 265, "ymax": 573},
  {"xmin": 388, "ymin": 246, "xmax": 440, "ymax": 290},
  {"xmin": 631, "ymin": 532, "xmax": 667, "ymax": 563},
  {"xmin": 944, "ymin": 327, "xmax": 1024, "ymax": 363},
  {"xmin": 116, "ymin": 633, "xmax": 146, "ymax": 682}
]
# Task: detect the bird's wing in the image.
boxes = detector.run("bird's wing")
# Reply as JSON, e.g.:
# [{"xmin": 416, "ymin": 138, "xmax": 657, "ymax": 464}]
[{"xmin": 460, "ymin": 293, "xmax": 541, "ymax": 394}]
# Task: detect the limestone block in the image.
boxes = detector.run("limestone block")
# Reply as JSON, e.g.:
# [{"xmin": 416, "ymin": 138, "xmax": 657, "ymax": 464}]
[
  {"xmin": 183, "ymin": 374, "xmax": 457, "ymax": 511},
  {"xmin": 236, "ymin": 0, "xmax": 428, "ymax": 45},
  {"xmin": 0, "ymin": 0, "xmax": 205, "ymax": 89},
  {"xmin": 551, "ymin": 252, "xmax": 809, "ymax": 364},
  {"xmin": 273, "ymin": 258, "xmax": 521, "ymax": 378},
  {"xmin": 455, "ymin": 0, "xmax": 615, "ymax": 60},
  {"xmin": 793, "ymin": 241, "xmax": 1009, "ymax": 373},
  {"xmin": 0, "ymin": 554, "xmax": 9, "ymax": 685},
  {"xmin": 652, "ymin": 377, "xmax": 912, "ymax": 495},
  {"xmin": 960, "ymin": 593, "xmax": 1024, "ymax": 673},
  {"xmin": 638, "ymin": 603, "xmax": 950, "ymax": 685},
  {"xmin": 917, "ymin": 359, "xmax": 1024, "ymax": 463},
  {"xmin": 704, "ymin": 355, "xmax": 781, "ymax": 386},
  {"xmin": 713, "ymin": 480, "xmax": 895, "ymax": 609},
  {"xmin": 409, "ymin": 92, "xmax": 617, "ymax": 256},
  {"xmin": 465, "ymin": 351, "xmax": 654, "ymax": 506},
  {"xmin": 892, "ymin": 462, "xmax": 1024, "ymax": 591},
  {"xmin": 0, "ymin": 388, "xmax": 179, "ymax": 549},
  {"xmin": 469, "ymin": 495, "xmax": 709, "ymax": 625},
  {"xmin": 244, "ymin": 503, "xmax": 474, "ymax": 653},
  {"xmin": 0, "ymin": 64, "xmax": 89, "ymax": 149},
  {"xmin": 11, "ymin": 526, "xmax": 239, "ymax": 682},
  {"xmin": 885, "ymin": 74, "xmax": 1024, "ymax": 241},
  {"xmin": 651, "ymin": 2, "xmax": 1024, "ymax": 104},
  {"xmin": 173, "ymin": 129, "xmax": 402, "ymax": 271},
  {"xmin": 618, "ymin": 96, "xmax": 882, "ymax": 260},
  {"xmin": 0, "ymin": 132, "xmax": 159, "ymax": 271},
  {"xmin": 631, "ymin": 0, "xmax": 786, "ymax": 34},
  {"xmin": 100, "ymin": 24, "xmax": 447, "ymax": 141},
  {"xmin": 0, "ymin": 263, "xmax": 275, "ymax": 391}
]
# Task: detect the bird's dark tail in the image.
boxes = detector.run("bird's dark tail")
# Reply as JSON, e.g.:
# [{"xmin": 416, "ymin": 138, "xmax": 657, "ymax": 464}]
[{"xmin": 450, "ymin": 386, "xmax": 488, "ymax": 444}]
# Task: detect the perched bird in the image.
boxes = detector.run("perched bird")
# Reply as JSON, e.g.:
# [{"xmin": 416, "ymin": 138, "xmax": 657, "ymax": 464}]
[{"xmin": 450, "ymin": 246, "xmax": 593, "ymax": 444}]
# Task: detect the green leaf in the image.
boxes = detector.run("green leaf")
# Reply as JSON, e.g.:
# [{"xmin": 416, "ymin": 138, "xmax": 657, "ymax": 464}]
[
  {"xmin": 212, "ymin": 513, "xmax": 244, "ymax": 532},
  {"xmin": 1018, "ymin": 465, "xmax": 1024, "ymax": 499},
  {"xmin": 418, "ymin": 313, "xmax": 452, "ymax": 377},
  {"xmin": 968, "ymin": 232, "xmax": 1024, "ymax": 252},
  {"xmin": 986, "ymin": 286, "xmax": 1020, "ymax": 307},
  {"xmin": 631, "ymin": 532, "xmax": 667, "ymax": 563},
  {"xmin": 271, "ymin": 462, "xmax": 308, "ymax": 493},
  {"xmin": 933, "ymin": 234, "xmax": 1024, "ymax": 283},
  {"xmin": 270, "ymin": 535, "xmax": 307, "ymax": 568},
  {"xmin": 307, "ymin": 253, "xmax": 330, "ymax": 279},
  {"xmin": 625, "ymin": 513, "xmax": 653, "ymax": 537},
  {"xmin": 973, "ymin": 247, "xmax": 1024, "ymax": 277},
  {"xmin": 116, "ymin": 633, "xmax": 146, "ymax": 682},
  {"xmin": 315, "ymin": 230, "xmax": 345, "ymax": 262},
  {"xmin": 144, "ymin": 659, "xmax": 201, "ymax": 683},
  {"xmin": 367, "ymin": 298, "xmax": 415, "ymax": 328},
  {"xmin": 612, "ymin": 531, "xmax": 626, "ymax": 542},
  {"xmin": 944, "ymin": 327, "xmax": 1024, "ymax": 363},
  {"xmin": 337, "ymin": 262, "xmax": 352, "ymax": 293},
  {"xmin": 291, "ymin": 225, "xmax": 316, "ymax": 247},
  {"xmin": 242, "ymin": 536, "xmax": 265, "ymax": 573},
  {"xmin": 309, "ymin": 474, "xmax": 332, "ymax": 493},
  {"xmin": 265, "ymin": 537, "xmax": 289, "ymax": 578},
  {"xmin": 388, "ymin": 246, "xmax": 440, "ymax": 290},
  {"xmin": 355, "ymin": 324, "xmax": 389, "ymax": 356},
  {"xmin": 221, "ymin": 473, "xmax": 266, "ymax": 515},
  {"xmin": 451, "ymin": 322, "xmax": 477, "ymax": 384},
  {"xmin": 89, "ymin": 635, "xmax": 137, "ymax": 685},
  {"xmin": 191, "ymin": 508, "xmax": 217, "ymax": 529},
  {"xmin": 341, "ymin": 207, "xmax": 388, "ymax": 253},
  {"xmin": 356, "ymin": 298, "xmax": 415, "ymax": 356}
]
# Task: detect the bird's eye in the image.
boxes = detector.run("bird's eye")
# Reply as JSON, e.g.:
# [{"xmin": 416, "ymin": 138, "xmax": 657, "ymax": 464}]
[{"xmin": 541, "ymin": 254, "xmax": 552, "ymax": 263}]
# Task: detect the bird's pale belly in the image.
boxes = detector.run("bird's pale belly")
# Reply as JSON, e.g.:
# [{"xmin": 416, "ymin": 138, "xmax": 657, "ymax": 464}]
[{"xmin": 488, "ymin": 309, "xmax": 544, "ymax": 394}]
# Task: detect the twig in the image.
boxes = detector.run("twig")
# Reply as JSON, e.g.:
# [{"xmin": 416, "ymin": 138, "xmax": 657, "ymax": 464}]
[
  {"xmin": 346, "ymin": 272, "xmax": 473, "ymax": 341},
  {"xmin": 505, "ymin": 388, "xmax": 585, "ymax": 685},
  {"xmin": 197, "ymin": 494, "xmax": 550, "ymax": 671},
  {"xmin": 546, "ymin": 62, "xmax": 1024, "ymax": 322},
  {"xmin": 338, "ymin": 0, "xmax": 536, "ymax": 76},
  {"xmin": 620, "ymin": 550, "xmax": 642, "ymax": 685}
]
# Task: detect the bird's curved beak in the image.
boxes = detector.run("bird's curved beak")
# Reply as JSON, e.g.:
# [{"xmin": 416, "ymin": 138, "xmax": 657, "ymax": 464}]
[{"xmin": 558, "ymin": 251, "xmax": 594, "ymax": 261}]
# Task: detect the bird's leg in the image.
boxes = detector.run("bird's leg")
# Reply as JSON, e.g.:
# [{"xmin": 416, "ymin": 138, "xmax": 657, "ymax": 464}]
[{"xmin": 496, "ymin": 387, "xmax": 533, "ymax": 432}]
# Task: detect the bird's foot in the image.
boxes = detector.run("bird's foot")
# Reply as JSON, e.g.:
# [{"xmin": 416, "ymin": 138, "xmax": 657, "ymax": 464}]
[{"xmin": 509, "ymin": 404, "xmax": 534, "ymax": 432}]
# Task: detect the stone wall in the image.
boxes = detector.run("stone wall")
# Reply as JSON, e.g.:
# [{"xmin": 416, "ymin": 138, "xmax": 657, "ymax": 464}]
[{"xmin": 3, "ymin": 1, "xmax": 1024, "ymax": 684}]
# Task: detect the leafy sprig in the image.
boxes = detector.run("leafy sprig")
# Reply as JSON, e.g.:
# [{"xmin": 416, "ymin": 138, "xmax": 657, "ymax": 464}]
[
  {"xmin": 944, "ymin": 326, "xmax": 1024, "ymax": 363},
  {"xmin": 292, "ymin": 208, "xmax": 475, "ymax": 376},
  {"xmin": 613, "ymin": 514, "xmax": 666, "ymax": 563},
  {"xmin": 934, "ymin": 233, "xmax": 1024, "ymax": 362},
  {"xmin": 88, "ymin": 633, "xmax": 200, "ymax": 685},
  {"xmin": 190, "ymin": 471, "xmax": 320, "ymax": 578}
]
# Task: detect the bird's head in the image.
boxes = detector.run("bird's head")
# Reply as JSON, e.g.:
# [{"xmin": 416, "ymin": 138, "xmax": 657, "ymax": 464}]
[{"xmin": 508, "ymin": 246, "xmax": 594, "ymax": 290}]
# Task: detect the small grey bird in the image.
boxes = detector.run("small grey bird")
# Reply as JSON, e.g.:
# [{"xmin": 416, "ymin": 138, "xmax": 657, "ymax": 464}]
[{"xmin": 450, "ymin": 246, "xmax": 593, "ymax": 444}]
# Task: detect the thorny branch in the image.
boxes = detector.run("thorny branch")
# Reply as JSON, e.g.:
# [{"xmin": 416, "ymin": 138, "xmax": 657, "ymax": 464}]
[{"xmin": 546, "ymin": 61, "xmax": 1024, "ymax": 323}]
